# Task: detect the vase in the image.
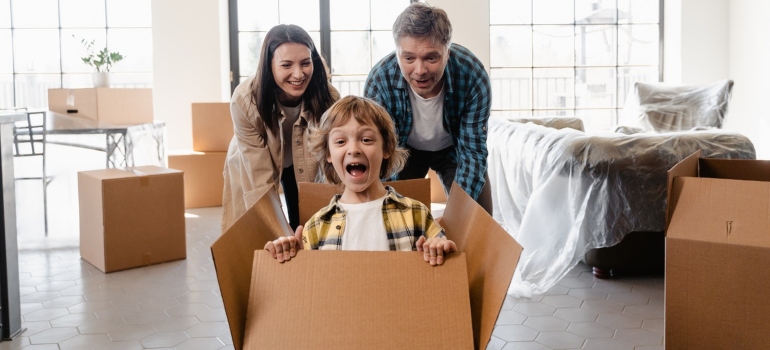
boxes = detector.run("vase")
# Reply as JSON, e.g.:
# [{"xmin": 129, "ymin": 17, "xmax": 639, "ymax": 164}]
[{"xmin": 91, "ymin": 72, "xmax": 111, "ymax": 88}]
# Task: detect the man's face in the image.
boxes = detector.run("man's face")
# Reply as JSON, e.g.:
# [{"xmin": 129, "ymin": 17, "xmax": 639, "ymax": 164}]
[{"xmin": 396, "ymin": 36, "xmax": 449, "ymax": 99}]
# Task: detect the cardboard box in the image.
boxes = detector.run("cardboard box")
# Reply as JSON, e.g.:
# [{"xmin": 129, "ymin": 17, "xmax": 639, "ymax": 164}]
[
  {"xmin": 168, "ymin": 150, "xmax": 226, "ymax": 208},
  {"xmin": 78, "ymin": 166, "xmax": 186, "ymax": 273},
  {"xmin": 211, "ymin": 182, "xmax": 522, "ymax": 350},
  {"xmin": 192, "ymin": 102, "xmax": 233, "ymax": 152},
  {"xmin": 665, "ymin": 151, "xmax": 770, "ymax": 349},
  {"xmin": 48, "ymin": 88, "xmax": 153, "ymax": 125},
  {"xmin": 297, "ymin": 178, "xmax": 432, "ymax": 225},
  {"xmin": 428, "ymin": 169, "xmax": 448, "ymax": 203}
]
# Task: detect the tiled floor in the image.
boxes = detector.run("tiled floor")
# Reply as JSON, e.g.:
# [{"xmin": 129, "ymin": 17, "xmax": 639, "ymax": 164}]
[{"xmin": 8, "ymin": 143, "xmax": 665, "ymax": 349}]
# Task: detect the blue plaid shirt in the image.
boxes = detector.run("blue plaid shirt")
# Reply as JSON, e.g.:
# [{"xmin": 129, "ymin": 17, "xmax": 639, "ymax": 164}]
[{"xmin": 364, "ymin": 43, "xmax": 491, "ymax": 200}]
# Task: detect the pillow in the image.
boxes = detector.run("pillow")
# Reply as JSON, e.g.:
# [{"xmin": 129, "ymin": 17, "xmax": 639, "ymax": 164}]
[{"xmin": 620, "ymin": 79, "xmax": 734, "ymax": 133}]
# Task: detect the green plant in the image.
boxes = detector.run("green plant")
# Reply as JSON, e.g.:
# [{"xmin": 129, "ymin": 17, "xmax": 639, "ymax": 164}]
[{"xmin": 78, "ymin": 38, "xmax": 125, "ymax": 73}]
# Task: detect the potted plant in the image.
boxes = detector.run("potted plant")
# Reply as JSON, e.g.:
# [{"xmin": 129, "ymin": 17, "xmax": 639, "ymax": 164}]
[{"xmin": 78, "ymin": 38, "xmax": 125, "ymax": 88}]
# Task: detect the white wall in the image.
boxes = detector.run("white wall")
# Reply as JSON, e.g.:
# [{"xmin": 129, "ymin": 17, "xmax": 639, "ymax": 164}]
[
  {"xmin": 430, "ymin": 0, "xmax": 490, "ymax": 71},
  {"xmin": 663, "ymin": 0, "xmax": 769, "ymax": 158},
  {"xmin": 726, "ymin": 0, "xmax": 770, "ymax": 159},
  {"xmin": 151, "ymin": 0, "xmax": 230, "ymax": 151}
]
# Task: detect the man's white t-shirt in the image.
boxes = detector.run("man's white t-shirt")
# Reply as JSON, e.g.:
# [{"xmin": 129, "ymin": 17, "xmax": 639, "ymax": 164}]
[
  {"xmin": 406, "ymin": 85, "xmax": 453, "ymax": 151},
  {"xmin": 338, "ymin": 196, "xmax": 389, "ymax": 251}
]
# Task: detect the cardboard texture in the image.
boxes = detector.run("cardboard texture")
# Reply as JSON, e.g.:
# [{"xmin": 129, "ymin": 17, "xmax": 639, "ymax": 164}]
[
  {"xmin": 78, "ymin": 166, "xmax": 186, "ymax": 273},
  {"xmin": 210, "ymin": 188, "xmax": 292, "ymax": 350},
  {"xmin": 212, "ymin": 181, "xmax": 521, "ymax": 350},
  {"xmin": 244, "ymin": 251, "xmax": 474, "ymax": 349},
  {"xmin": 168, "ymin": 151, "xmax": 226, "ymax": 208},
  {"xmin": 665, "ymin": 151, "xmax": 770, "ymax": 349},
  {"xmin": 297, "ymin": 178, "xmax": 432, "ymax": 225},
  {"xmin": 192, "ymin": 102, "xmax": 234, "ymax": 152},
  {"xmin": 428, "ymin": 169, "xmax": 448, "ymax": 203},
  {"xmin": 48, "ymin": 88, "xmax": 153, "ymax": 125}
]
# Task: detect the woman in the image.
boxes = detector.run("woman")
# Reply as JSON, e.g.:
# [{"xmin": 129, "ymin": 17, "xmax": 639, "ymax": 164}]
[{"xmin": 222, "ymin": 24, "xmax": 339, "ymax": 232}]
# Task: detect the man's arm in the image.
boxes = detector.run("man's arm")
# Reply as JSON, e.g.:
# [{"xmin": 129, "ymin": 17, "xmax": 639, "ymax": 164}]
[{"xmin": 453, "ymin": 63, "xmax": 492, "ymax": 200}]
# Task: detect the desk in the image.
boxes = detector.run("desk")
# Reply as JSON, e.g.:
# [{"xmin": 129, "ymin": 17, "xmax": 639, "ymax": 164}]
[
  {"xmin": 0, "ymin": 113, "xmax": 23, "ymax": 340},
  {"xmin": 45, "ymin": 112, "xmax": 166, "ymax": 168}
]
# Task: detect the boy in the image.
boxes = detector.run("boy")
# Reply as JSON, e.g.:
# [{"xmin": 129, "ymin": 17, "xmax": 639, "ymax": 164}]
[{"xmin": 265, "ymin": 95, "xmax": 456, "ymax": 265}]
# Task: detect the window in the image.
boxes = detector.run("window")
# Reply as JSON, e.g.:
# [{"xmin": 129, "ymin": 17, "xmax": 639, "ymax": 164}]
[
  {"xmin": 0, "ymin": 0, "xmax": 153, "ymax": 110},
  {"xmin": 230, "ymin": 0, "xmax": 410, "ymax": 97},
  {"xmin": 489, "ymin": 0, "xmax": 662, "ymax": 131}
]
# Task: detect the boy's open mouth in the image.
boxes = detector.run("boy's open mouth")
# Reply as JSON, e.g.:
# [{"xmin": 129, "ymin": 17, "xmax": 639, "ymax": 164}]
[{"xmin": 346, "ymin": 163, "xmax": 367, "ymax": 177}]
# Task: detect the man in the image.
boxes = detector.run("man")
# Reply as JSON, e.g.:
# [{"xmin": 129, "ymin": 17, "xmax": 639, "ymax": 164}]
[{"xmin": 364, "ymin": 2, "xmax": 493, "ymax": 213}]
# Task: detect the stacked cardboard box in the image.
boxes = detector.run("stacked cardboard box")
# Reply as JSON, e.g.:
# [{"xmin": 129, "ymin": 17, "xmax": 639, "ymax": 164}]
[
  {"xmin": 666, "ymin": 151, "xmax": 770, "ymax": 349},
  {"xmin": 48, "ymin": 88, "xmax": 153, "ymax": 125},
  {"xmin": 211, "ymin": 182, "xmax": 523, "ymax": 350},
  {"xmin": 78, "ymin": 166, "xmax": 186, "ymax": 273},
  {"xmin": 168, "ymin": 102, "xmax": 232, "ymax": 208}
]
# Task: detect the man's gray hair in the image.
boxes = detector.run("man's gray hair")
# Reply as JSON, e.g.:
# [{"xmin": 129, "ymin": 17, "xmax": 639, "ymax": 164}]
[{"xmin": 392, "ymin": 2, "xmax": 452, "ymax": 47}]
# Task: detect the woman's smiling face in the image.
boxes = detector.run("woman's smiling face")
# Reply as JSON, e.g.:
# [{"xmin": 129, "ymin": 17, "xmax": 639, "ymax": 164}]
[{"xmin": 272, "ymin": 42, "xmax": 313, "ymax": 106}]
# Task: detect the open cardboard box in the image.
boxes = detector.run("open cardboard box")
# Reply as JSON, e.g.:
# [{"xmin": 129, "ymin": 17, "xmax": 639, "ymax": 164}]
[
  {"xmin": 665, "ymin": 150, "xmax": 770, "ymax": 349},
  {"xmin": 212, "ymin": 181, "xmax": 522, "ymax": 349}
]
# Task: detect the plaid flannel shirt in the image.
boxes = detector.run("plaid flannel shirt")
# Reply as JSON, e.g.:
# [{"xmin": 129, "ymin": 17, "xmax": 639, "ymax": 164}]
[
  {"xmin": 364, "ymin": 43, "xmax": 492, "ymax": 200},
  {"xmin": 302, "ymin": 186, "xmax": 445, "ymax": 251}
]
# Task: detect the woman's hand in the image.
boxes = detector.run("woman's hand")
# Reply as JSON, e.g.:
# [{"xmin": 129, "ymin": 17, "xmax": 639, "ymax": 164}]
[
  {"xmin": 265, "ymin": 225, "xmax": 304, "ymax": 262},
  {"xmin": 416, "ymin": 236, "xmax": 457, "ymax": 266}
]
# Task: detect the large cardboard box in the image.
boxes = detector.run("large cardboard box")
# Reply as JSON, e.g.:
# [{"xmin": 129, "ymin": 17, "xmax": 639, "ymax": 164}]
[
  {"xmin": 168, "ymin": 150, "xmax": 226, "ymax": 208},
  {"xmin": 192, "ymin": 102, "xmax": 233, "ymax": 152},
  {"xmin": 297, "ymin": 178, "xmax": 432, "ymax": 224},
  {"xmin": 78, "ymin": 166, "xmax": 186, "ymax": 273},
  {"xmin": 666, "ymin": 151, "xmax": 770, "ymax": 349},
  {"xmin": 212, "ymin": 182, "xmax": 522, "ymax": 350},
  {"xmin": 48, "ymin": 88, "xmax": 153, "ymax": 125}
]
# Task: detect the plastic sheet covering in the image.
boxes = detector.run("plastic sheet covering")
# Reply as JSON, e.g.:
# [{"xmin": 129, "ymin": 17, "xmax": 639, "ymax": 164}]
[
  {"xmin": 487, "ymin": 118, "xmax": 756, "ymax": 297},
  {"xmin": 619, "ymin": 79, "xmax": 734, "ymax": 133}
]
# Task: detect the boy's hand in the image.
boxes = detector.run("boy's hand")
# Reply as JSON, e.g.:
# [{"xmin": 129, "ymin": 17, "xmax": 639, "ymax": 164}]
[
  {"xmin": 264, "ymin": 225, "xmax": 303, "ymax": 262},
  {"xmin": 416, "ymin": 236, "xmax": 457, "ymax": 266}
]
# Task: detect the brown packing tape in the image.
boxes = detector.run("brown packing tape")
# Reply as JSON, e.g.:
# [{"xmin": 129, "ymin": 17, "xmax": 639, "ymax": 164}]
[
  {"xmin": 210, "ymin": 187, "xmax": 290, "ymax": 350},
  {"xmin": 441, "ymin": 182, "xmax": 522, "ymax": 350}
]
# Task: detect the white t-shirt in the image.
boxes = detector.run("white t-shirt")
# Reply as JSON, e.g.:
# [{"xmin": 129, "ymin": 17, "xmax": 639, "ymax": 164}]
[
  {"xmin": 338, "ymin": 196, "xmax": 389, "ymax": 251},
  {"xmin": 278, "ymin": 102, "xmax": 301, "ymax": 169},
  {"xmin": 406, "ymin": 85, "xmax": 453, "ymax": 151}
]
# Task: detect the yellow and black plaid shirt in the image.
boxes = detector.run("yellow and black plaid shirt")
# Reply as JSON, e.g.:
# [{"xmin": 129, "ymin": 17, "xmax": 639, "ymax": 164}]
[{"xmin": 302, "ymin": 186, "xmax": 444, "ymax": 251}]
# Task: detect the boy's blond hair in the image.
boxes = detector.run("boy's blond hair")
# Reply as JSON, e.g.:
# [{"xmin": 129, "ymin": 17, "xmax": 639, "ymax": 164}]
[{"xmin": 309, "ymin": 95, "xmax": 408, "ymax": 185}]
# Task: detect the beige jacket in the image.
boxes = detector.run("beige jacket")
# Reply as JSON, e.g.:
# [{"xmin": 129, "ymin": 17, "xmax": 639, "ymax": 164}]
[{"xmin": 222, "ymin": 76, "xmax": 338, "ymax": 231}]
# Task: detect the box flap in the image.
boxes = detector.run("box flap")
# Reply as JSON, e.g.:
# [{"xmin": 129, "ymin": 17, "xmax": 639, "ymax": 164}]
[
  {"xmin": 666, "ymin": 150, "xmax": 701, "ymax": 230},
  {"xmin": 210, "ymin": 188, "xmax": 292, "ymax": 350},
  {"xmin": 699, "ymin": 157, "xmax": 770, "ymax": 181},
  {"xmin": 667, "ymin": 177, "xmax": 770, "ymax": 248},
  {"xmin": 243, "ymin": 250, "xmax": 474, "ymax": 350},
  {"xmin": 80, "ymin": 168, "xmax": 136, "ymax": 181},
  {"xmin": 298, "ymin": 178, "xmax": 431, "ymax": 225},
  {"xmin": 128, "ymin": 166, "xmax": 183, "ymax": 176},
  {"xmin": 441, "ymin": 183, "xmax": 522, "ymax": 350}
]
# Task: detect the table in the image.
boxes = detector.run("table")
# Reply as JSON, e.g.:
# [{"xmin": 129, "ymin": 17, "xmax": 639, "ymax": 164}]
[
  {"xmin": 44, "ymin": 112, "xmax": 167, "ymax": 168},
  {"xmin": 0, "ymin": 113, "xmax": 24, "ymax": 340}
]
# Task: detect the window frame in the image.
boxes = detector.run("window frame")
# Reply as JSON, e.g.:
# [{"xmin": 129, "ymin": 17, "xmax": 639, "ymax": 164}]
[
  {"xmin": 227, "ymin": 0, "xmax": 417, "ymax": 95},
  {"xmin": 488, "ymin": 0, "xmax": 664, "ymax": 130},
  {"xmin": 1, "ymin": 0, "xmax": 153, "ymax": 110}
]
